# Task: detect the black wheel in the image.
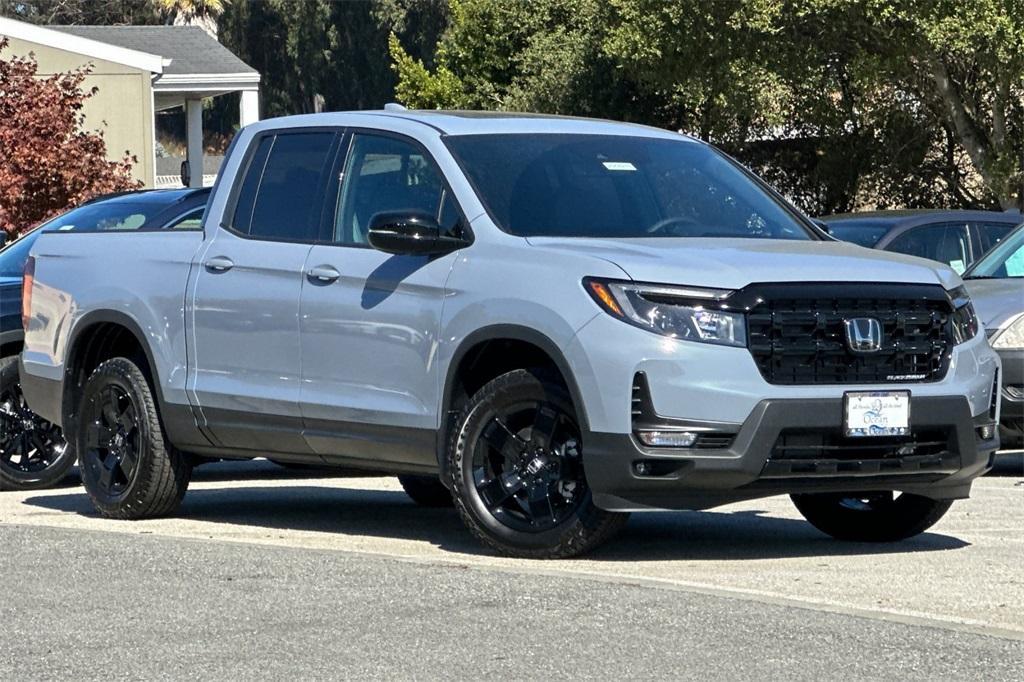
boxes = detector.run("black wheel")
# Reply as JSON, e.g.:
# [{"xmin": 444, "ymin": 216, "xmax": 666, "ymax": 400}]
[
  {"xmin": 76, "ymin": 358, "xmax": 191, "ymax": 518},
  {"xmin": 0, "ymin": 355, "xmax": 74, "ymax": 491},
  {"xmin": 791, "ymin": 491, "xmax": 953, "ymax": 542},
  {"xmin": 448, "ymin": 369, "xmax": 628, "ymax": 559},
  {"xmin": 398, "ymin": 474, "xmax": 453, "ymax": 507}
]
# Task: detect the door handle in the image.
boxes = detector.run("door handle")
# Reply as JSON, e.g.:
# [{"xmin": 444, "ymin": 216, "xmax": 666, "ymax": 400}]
[
  {"xmin": 205, "ymin": 256, "xmax": 234, "ymax": 273},
  {"xmin": 307, "ymin": 265, "xmax": 341, "ymax": 284}
]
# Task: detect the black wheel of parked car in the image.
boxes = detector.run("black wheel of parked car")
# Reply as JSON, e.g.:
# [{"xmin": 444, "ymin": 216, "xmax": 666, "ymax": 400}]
[
  {"xmin": 398, "ymin": 474, "xmax": 453, "ymax": 507},
  {"xmin": 0, "ymin": 355, "xmax": 74, "ymax": 491},
  {"xmin": 791, "ymin": 491, "xmax": 953, "ymax": 542},
  {"xmin": 448, "ymin": 368, "xmax": 629, "ymax": 559},
  {"xmin": 76, "ymin": 357, "xmax": 192, "ymax": 518}
]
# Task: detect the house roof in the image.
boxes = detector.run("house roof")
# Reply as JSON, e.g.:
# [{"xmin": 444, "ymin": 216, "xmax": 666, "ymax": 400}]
[
  {"xmin": 0, "ymin": 17, "xmax": 164, "ymax": 73},
  {"xmin": 52, "ymin": 25, "xmax": 257, "ymax": 76}
]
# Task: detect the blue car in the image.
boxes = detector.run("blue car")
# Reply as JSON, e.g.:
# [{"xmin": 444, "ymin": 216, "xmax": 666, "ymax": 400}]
[{"xmin": 1, "ymin": 188, "xmax": 208, "ymax": 491}]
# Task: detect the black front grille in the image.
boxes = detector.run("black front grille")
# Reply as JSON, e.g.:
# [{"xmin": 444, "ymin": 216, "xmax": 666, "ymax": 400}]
[
  {"xmin": 762, "ymin": 427, "xmax": 958, "ymax": 478},
  {"xmin": 744, "ymin": 283, "xmax": 954, "ymax": 385}
]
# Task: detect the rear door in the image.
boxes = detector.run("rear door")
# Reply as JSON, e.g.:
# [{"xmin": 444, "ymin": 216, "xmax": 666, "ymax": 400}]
[
  {"xmin": 298, "ymin": 130, "xmax": 466, "ymax": 467},
  {"xmin": 188, "ymin": 130, "xmax": 342, "ymax": 453}
]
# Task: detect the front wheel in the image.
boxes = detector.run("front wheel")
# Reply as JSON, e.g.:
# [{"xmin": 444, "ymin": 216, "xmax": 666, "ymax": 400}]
[
  {"xmin": 791, "ymin": 491, "xmax": 953, "ymax": 542},
  {"xmin": 76, "ymin": 358, "xmax": 191, "ymax": 518},
  {"xmin": 448, "ymin": 369, "xmax": 628, "ymax": 559},
  {"xmin": 0, "ymin": 355, "xmax": 74, "ymax": 491}
]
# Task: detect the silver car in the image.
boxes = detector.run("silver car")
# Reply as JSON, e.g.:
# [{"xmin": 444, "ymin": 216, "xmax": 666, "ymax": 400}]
[{"xmin": 964, "ymin": 223, "xmax": 1024, "ymax": 450}]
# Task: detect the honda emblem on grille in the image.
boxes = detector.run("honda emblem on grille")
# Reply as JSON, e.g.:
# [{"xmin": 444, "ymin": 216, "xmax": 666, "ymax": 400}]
[{"xmin": 844, "ymin": 317, "xmax": 883, "ymax": 353}]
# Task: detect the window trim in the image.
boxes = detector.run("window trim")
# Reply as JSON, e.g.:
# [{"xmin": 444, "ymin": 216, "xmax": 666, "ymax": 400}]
[
  {"xmin": 320, "ymin": 126, "xmax": 473, "ymax": 251},
  {"xmin": 221, "ymin": 127, "xmax": 346, "ymax": 246}
]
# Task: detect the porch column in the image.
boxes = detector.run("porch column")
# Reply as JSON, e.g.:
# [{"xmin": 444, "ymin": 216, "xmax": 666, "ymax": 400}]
[
  {"xmin": 240, "ymin": 89, "xmax": 260, "ymax": 127},
  {"xmin": 185, "ymin": 98, "xmax": 204, "ymax": 188}
]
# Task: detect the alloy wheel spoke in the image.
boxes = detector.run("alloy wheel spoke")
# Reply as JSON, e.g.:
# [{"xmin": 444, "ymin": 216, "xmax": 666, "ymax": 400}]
[
  {"xmin": 86, "ymin": 423, "xmax": 115, "ymax": 449},
  {"xmin": 97, "ymin": 455, "xmax": 117, "ymax": 490},
  {"xmin": 528, "ymin": 404, "xmax": 559, "ymax": 451},
  {"xmin": 477, "ymin": 471, "xmax": 525, "ymax": 508},
  {"xmin": 101, "ymin": 398, "xmax": 120, "ymax": 428}
]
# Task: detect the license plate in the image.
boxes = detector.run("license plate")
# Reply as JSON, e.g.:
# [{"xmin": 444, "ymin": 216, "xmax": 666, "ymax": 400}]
[{"xmin": 844, "ymin": 391, "xmax": 910, "ymax": 437}]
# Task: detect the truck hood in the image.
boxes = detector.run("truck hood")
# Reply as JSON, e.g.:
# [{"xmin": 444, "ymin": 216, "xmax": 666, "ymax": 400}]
[
  {"xmin": 963, "ymin": 277, "xmax": 1024, "ymax": 331},
  {"xmin": 0, "ymin": 275, "xmax": 21, "ymax": 290},
  {"xmin": 526, "ymin": 237, "xmax": 960, "ymax": 290}
]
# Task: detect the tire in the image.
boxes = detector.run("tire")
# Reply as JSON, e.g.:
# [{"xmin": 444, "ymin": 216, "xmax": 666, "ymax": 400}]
[
  {"xmin": 0, "ymin": 355, "xmax": 74, "ymax": 491},
  {"xmin": 448, "ymin": 368, "xmax": 628, "ymax": 559},
  {"xmin": 398, "ymin": 474, "xmax": 453, "ymax": 507},
  {"xmin": 791, "ymin": 491, "xmax": 953, "ymax": 542},
  {"xmin": 76, "ymin": 357, "xmax": 191, "ymax": 518}
]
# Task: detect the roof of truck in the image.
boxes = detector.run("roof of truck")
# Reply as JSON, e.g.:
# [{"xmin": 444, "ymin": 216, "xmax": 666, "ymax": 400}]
[{"xmin": 255, "ymin": 109, "xmax": 690, "ymax": 140}]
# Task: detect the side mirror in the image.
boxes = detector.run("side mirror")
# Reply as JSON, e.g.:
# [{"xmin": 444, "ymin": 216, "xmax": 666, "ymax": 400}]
[
  {"xmin": 367, "ymin": 211, "xmax": 466, "ymax": 255},
  {"xmin": 813, "ymin": 219, "xmax": 830, "ymax": 235}
]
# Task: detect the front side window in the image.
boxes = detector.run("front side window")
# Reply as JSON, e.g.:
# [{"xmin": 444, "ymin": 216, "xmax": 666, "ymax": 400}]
[
  {"xmin": 334, "ymin": 133, "xmax": 448, "ymax": 245},
  {"xmin": 975, "ymin": 221, "xmax": 1014, "ymax": 252},
  {"xmin": 166, "ymin": 207, "xmax": 204, "ymax": 230},
  {"xmin": 886, "ymin": 223, "xmax": 972, "ymax": 273},
  {"xmin": 233, "ymin": 132, "xmax": 338, "ymax": 242},
  {"xmin": 444, "ymin": 134, "xmax": 815, "ymax": 240},
  {"xmin": 967, "ymin": 224, "xmax": 1024, "ymax": 279}
]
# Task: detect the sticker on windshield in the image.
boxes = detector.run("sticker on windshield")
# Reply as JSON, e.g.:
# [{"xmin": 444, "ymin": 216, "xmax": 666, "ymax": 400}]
[{"xmin": 602, "ymin": 161, "xmax": 637, "ymax": 171}]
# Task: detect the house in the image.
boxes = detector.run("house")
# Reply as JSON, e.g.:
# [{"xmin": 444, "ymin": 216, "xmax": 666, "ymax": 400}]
[{"xmin": 0, "ymin": 17, "xmax": 260, "ymax": 188}]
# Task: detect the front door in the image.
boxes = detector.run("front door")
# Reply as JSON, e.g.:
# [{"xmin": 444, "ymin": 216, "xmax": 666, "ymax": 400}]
[
  {"xmin": 298, "ymin": 131, "xmax": 466, "ymax": 467},
  {"xmin": 188, "ymin": 130, "xmax": 342, "ymax": 453}
]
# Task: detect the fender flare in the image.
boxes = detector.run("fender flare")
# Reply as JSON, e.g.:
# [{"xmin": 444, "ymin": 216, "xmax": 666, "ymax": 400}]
[{"xmin": 436, "ymin": 324, "xmax": 590, "ymax": 472}]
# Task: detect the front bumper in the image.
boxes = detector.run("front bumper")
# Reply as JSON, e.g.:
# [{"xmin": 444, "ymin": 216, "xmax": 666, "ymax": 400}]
[
  {"xmin": 996, "ymin": 348, "xmax": 1023, "ymax": 449},
  {"xmin": 586, "ymin": 395, "xmax": 999, "ymax": 512}
]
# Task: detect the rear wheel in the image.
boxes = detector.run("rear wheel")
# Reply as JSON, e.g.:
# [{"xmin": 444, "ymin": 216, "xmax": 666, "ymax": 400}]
[
  {"xmin": 398, "ymin": 474, "xmax": 453, "ymax": 507},
  {"xmin": 76, "ymin": 358, "xmax": 191, "ymax": 518},
  {"xmin": 791, "ymin": 491, "xmax": 952, "ymax": 542},
  {"xmin": 448, "ymin": 369, "xmax": 628, "ymax": 559},
  {"xmin": 0, "ymin": 355, "xmax": 73, "ymax": 491}
]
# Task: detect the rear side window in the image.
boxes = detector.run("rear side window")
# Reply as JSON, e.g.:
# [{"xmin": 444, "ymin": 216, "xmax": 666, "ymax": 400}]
[
  {"xmin": 886, "ymin": 222, "xmax": 972, "ymax": 273},
  {"xmin": 232, "ymin": 132, "xmax": 337, "ymax": 242}
]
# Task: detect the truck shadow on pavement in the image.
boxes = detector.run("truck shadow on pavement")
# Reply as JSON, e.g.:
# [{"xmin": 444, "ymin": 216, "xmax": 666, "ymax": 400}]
[{"xmin": 24, "ymin": 478, "xmax": 970, "ymax": 562}]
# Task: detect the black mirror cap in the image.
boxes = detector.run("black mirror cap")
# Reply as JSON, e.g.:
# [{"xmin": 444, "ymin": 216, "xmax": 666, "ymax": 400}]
[
  {"xmin": 367, "ymin": 211, "xmax": 466, "ymax": 255},
  {"xmin": 812, "ymin": 219, "xmax": 831, "ymax": 234}
]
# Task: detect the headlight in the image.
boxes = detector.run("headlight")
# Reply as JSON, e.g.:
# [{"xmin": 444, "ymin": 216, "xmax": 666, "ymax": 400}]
[
  {"xmin": 992, "ymin": 313, "xmax": 1024, "ymax": 350},
  {"xmin": 584, "ymin": 278, "xmax": 746, "ymax": 346},
  {"xmin": 948, "ymin": 286, "xmax": 979, "ymax": 345}
]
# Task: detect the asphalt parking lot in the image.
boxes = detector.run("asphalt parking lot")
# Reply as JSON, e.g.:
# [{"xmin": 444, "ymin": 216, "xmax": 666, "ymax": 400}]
[{"xmin": 2, "ymin": 458, "xmax": 1022, "ymax": 680}]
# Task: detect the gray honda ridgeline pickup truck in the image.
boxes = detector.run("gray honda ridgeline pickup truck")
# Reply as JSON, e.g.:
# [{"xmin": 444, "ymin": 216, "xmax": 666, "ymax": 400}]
[{"xmin": 21, "ymin": 110, "xmax": 1001, "ymax": 558}]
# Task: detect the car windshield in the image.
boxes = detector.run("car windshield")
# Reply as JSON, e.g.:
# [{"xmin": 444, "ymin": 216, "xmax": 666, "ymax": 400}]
[
  {"xmin": 823, "ymin": 223, "xmax": 892, "ymax": 247},
  {"xmin": 965, "ymin": 223, "xmax": 1024, "ymax": 279},
  {"xmin": 42, "ymin": 199, "xmax": 177, "ymax": 232},
  {"xmin": 445, "ymin": 134, "xmax": 815, "ymax": 240},
  {"xmin": 0, "ymin": 229, "xmax": 42, "ymax": 277}
]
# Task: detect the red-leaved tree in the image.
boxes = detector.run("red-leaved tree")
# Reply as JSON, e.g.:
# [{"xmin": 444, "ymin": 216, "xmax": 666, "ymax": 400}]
[{"xmin": 0, "ymin": 37, "xmax": 141, "ymax": 239}]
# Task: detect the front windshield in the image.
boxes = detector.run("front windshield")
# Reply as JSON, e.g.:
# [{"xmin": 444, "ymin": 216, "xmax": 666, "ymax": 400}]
[
  {"xmin": 42, "ymin": 200, "xmax": 175, "ymax": 232},
  {"xmin": 965, "ymin": 224, "xmax": 1024, "ymax": 279},
  {"xmin": 445, "ymin": 134, "xmax": 815, "ymax": 240},
  {"xmin": 0, "ymin": 229, "xmax": 41, "ymax": 277}
]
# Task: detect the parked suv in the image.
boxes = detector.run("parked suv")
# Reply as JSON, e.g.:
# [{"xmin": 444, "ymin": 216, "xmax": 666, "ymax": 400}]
[{"xmin": 20, "ymin": 111, "xmax": 1000, "ymax": 557}]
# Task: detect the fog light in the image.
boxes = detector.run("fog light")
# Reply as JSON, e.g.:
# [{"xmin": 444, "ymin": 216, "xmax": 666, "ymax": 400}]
[
  {"xmin": 634, "ymin": 462, "xmax": 651, "ymax": 476},
  {"xmin": 636, "ymin": 430, "xmax": 698, "ymax": 447},
  {"xmin": 977, "ymin": 425, "xmax": 995, "ymax": 440}
]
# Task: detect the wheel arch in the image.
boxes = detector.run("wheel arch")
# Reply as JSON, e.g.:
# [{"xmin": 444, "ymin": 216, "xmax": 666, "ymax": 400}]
[{"xmin": 437, "ymin": 324, "xmax": 589, "ymax": 477}]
